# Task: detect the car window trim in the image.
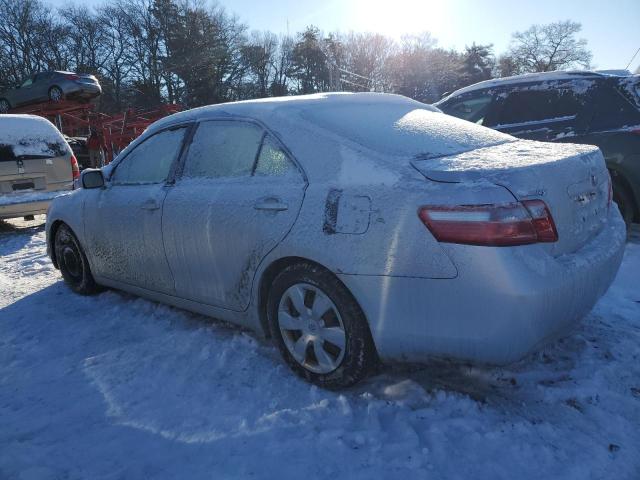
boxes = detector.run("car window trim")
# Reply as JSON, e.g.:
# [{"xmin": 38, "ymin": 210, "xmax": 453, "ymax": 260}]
[
  {"xmin": 109, "ymin": 122, "xmax": 194, "ymax": 187},
  {"xmin": 174, "ymin": 116, "xmax": 308, "ymax": 184}
]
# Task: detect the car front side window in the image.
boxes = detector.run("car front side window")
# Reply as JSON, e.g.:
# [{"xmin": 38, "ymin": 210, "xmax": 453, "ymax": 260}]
[
  {"xmin": 445, "ymin": 94, "xmax": 493, "ymax": 125},
  {"xmin": 183, "ymin": 121, "xmax": 263, "ymax": 179},
  {"xmin": 111, "ymin": 127, "xmax": 187, "ymax": 185}
]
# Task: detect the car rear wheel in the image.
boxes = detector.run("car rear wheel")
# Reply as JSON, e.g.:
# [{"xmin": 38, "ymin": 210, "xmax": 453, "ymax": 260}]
[
  {"xmin": 612, "ymin": 178, "xmax": 636, "ymax": 226},
  {"xmin": 267, "ymin": 262, "xmax": 377, "ymax": 389},
  {"xmin": 0, "ymin": 98, "xmax": 9, "ymax": 113},
  {"xmin": 54, "ymin": 224, "xmax": 100, "ymax": 295},
  {"xmin": 48, "ymin": 86, "xmax": 64, "ymax": 102}
]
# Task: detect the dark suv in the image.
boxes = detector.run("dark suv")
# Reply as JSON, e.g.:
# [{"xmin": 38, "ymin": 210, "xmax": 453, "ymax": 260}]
[{"xmin": 435, "ymin": 71, "xmax": 640, "ymax": 224}]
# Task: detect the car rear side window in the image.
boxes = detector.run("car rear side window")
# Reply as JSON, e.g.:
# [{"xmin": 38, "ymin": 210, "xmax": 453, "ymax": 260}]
[
  {"xmin": 254, "ymin": 136, "xmax": 299, "ymax": 177},
  {"xmin": 589, "ymin": 85, "xmax": 640, "ymax": 131},
  {"xmin": 111, "ymin": 127, "xmax": 187, "ymax": 185},
  {"xmin": 183, "ymin": 121, "xmax": 263, "ymax": 179},
  {"xmin": 496, "ymin": 88, "xmax": 582, "ymax": 126}
]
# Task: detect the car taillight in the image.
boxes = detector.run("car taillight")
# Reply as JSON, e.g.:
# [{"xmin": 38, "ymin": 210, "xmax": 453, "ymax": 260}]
[
  {"xmin": 418, "ymin": 200, "xmax": 558, "ymax": 246},
  {"xmin": 607, "ymin": 173, "xmax": 613, "ymax": 209},
  {"xmin": 70, "ymin": 154, "xmax": 80, "ymax": 183},
  {"xmin": 65, "ymin": 74, "xmax": 80, "ymax": 81}
]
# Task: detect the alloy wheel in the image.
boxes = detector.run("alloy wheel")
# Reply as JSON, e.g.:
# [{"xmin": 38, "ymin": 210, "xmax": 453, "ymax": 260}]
[{"xmin": 49, "ymin": 87, "xmax": 63, "ymax": 102}]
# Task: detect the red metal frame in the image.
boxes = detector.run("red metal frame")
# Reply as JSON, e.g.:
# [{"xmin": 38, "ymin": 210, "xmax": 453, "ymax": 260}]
[{"xmin": 5, "ymin": 100, "xmax": 182, "ymax": 163}]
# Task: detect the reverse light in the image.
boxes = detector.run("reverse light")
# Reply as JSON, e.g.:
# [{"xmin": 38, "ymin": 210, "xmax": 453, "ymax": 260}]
[{"xmin": 418, "ymin": 200, "xmax": 558, "ymax": 246}]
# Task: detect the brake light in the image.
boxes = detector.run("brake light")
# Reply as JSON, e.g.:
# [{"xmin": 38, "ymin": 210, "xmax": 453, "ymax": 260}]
[
  {"xmin": 70, "ymin": 154, "xmax": 80, "ymax": 183},
  {"xmin": 418, "ymin": 200, "xmax": 558, "ymax": 246},
  {"xmin": 65, "ymin": 74, "xmax": 80, "ymax": 81}
]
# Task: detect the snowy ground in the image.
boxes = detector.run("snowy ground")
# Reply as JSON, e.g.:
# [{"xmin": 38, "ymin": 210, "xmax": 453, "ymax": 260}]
[{"xmin": 1, "ymin": 216, "xmax": 639, "ymax": 480}]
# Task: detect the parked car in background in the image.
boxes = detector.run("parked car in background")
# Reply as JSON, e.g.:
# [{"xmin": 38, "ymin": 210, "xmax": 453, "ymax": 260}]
[
  {"xmin": 0, "ymin": 71, "xmax": 101, "ymax": 113},
  {"xmin": 46, "ymin": 93, "xmax": 625, "ymax": 388},
  {"xmin": 0, "ymin": 115, "xmax": 78, "ymax": 220},
  {"xmin": 435, "ymin": 71, "xmax": 640, "ymax": 224}
]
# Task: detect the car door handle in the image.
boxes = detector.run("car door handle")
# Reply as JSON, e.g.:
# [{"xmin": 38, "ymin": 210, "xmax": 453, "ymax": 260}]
[
  {"xmin": 141, "ymin": 199, "xmax": 160, "ymax": 210},
  {"xmin": 254, "ymin": 198, "xmax": 288, "ymax": 211}
]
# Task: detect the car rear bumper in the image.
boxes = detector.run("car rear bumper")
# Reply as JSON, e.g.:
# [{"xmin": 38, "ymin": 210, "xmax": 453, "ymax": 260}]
[
  {"xmin": 65, "ymin": 83, "xmax": 101, "ymax": 98},
  {"xmin": 338, "ymin": 208, "xmax": 627, "ymax": 365},
  {"xmin": 0, "ymin": 190, "xmax": 72, "ymax": 220}
]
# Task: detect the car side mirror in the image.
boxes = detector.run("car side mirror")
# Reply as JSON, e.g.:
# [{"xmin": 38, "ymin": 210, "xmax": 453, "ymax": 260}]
[{"xmin": 81, "ymin": 169, "xmax": 105, "ymax": 189}]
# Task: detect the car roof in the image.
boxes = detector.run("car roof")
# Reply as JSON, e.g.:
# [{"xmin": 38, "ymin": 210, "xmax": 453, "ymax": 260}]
[
  {"xmin": 109, "ymin": 92, "xmax": 510, "ymax": 184},
  {"xmin": 147, "ymin": 92, "xmax": 431, "ymax": 132},
  {"xmin": 439, "ymin": 70, "xmax": 625, "ymax": 100}
]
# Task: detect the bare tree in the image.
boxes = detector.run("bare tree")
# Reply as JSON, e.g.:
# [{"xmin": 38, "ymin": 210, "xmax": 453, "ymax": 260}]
[
  {"xmin": 506, "ymin": 20, "xmax": 592, "ymax": 73},
  {"xmin": 338, "ymin": 32, "xmax": 395, "ymax": 92},
  {"xmin": 0, "ymin": 0, "xmax": 68, "ymax": 85},
  {"xmin": 387, "ymin": 33, "xmax": 462, "ymax": 102},
  {"xmin": 270, "ymin": 34, "xmax": 294, "ymax": 96}
]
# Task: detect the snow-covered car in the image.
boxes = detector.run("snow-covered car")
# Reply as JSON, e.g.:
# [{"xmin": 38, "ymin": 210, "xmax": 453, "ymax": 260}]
[
  {"xmin": 435, "ymin": 71, "xmax": 640, "ymax": 225},
  {"xmin": 0, "ymin": 71, "xmax": 102, "ymax": 114},
  {"xmin": 1, "ymin": 114, "xmax": 79, "ymax": 220},
  {"xmin": 45, "ymin": 93, "xmax": 626, "ymax": 388}
]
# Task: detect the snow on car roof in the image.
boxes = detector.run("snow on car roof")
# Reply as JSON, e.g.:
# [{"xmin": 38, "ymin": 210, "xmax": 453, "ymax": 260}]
[
  {"xmin": 440, "ymin": 70, "xmax": 615, "ymax": 100},
  {"xmin": 128, "ymin": 92, "xmax": 517, "ymax": 186},
  {"xmin": 150, "ymin": 92, "xmax": 506, "ymax": 154},
  {"xmin": 0, "ymin": 114, "xmax": 69, "ymax": 158},
  {"xmin": 149, "ymin": 92, "xmax": 435, "ymax": 130}
]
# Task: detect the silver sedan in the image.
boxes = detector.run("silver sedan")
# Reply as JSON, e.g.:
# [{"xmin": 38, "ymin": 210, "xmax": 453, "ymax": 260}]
[{"xmin": 45, "ymin": 93, "xmax": 626, "ymax": 388}]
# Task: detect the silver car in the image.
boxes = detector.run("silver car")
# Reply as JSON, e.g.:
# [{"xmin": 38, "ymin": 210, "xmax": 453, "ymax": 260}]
[
  {"xmin": 1, "ymin": 114, "xmax": 77, "ymax": 219},
  {"xmin": 0, "ymin": 71, "xmax": 101, "ymax": 113},
  {"xmin": 45, "ymin": 93, "xmax": 626, "ymax": 388}
]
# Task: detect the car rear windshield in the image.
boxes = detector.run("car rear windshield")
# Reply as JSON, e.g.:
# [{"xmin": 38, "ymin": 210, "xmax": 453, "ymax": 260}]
[
  {"xmin": 0, "ymin": 116, "xmax": 69, "ymax": 161},
  {"xmin": 301, "ymin": 103, "xmax": 514, "ymax": 159}
]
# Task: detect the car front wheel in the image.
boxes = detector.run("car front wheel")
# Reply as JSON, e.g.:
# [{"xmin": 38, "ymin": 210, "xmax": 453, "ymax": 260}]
[
  {"xmin": 54, "ymin": 224, "xmax": 100, "ymax": 295},
  {"xmin": 267, "ymin": 262, "xmax": 377, "ymax": 389}
]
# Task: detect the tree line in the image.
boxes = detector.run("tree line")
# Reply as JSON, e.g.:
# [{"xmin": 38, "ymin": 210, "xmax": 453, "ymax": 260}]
[{"xmin": 0, "ymin": 0, "xmax": 594, "ymax": 112}]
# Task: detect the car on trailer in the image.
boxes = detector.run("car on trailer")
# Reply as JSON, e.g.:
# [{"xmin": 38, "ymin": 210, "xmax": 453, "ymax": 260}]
[{"xmin": 0, "ymin": 71, "xmax": 101, "ymax": 114}]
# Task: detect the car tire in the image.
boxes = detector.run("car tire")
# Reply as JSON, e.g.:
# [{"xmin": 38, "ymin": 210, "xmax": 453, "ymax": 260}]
[
  {"xmin": 54, "ymin": 224, "xmax": 100, "ymax": 295},
  {"xmin": 48, "ymin": 86, "xmax": 64, "ymax": 102},
  {"xmin": 612, "ymin": 178, "xmax": 636, "ymax": 226},
  {"xmin": 0, "ymin": 98, "xmax": 10, "ymax": 114},
  {"xmin": 267, "ymin": 262, "xmax": 377, "ymax": 389}
]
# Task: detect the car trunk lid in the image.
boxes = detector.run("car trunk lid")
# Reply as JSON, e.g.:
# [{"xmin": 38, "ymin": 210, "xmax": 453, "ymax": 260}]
[{"xmin": 412, "ymin": 140, "xmax": 610, "ymax": 255}]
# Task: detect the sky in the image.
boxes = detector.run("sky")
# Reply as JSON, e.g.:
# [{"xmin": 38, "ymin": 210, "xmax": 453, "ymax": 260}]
[{"xmin": 47, "ymin": 0, "xmax": 640, "ymax": 72}]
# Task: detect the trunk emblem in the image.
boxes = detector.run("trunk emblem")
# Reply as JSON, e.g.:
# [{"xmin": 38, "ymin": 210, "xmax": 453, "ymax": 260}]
[{"xmin": 17, "ymin": 159, "xmax": 24, "ymax": 174}]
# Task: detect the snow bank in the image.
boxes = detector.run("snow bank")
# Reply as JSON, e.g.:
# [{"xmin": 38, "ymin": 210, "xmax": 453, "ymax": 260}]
[{"xmin": 0, "ymin": 217, "xmax": 639, "ymax": 479}]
